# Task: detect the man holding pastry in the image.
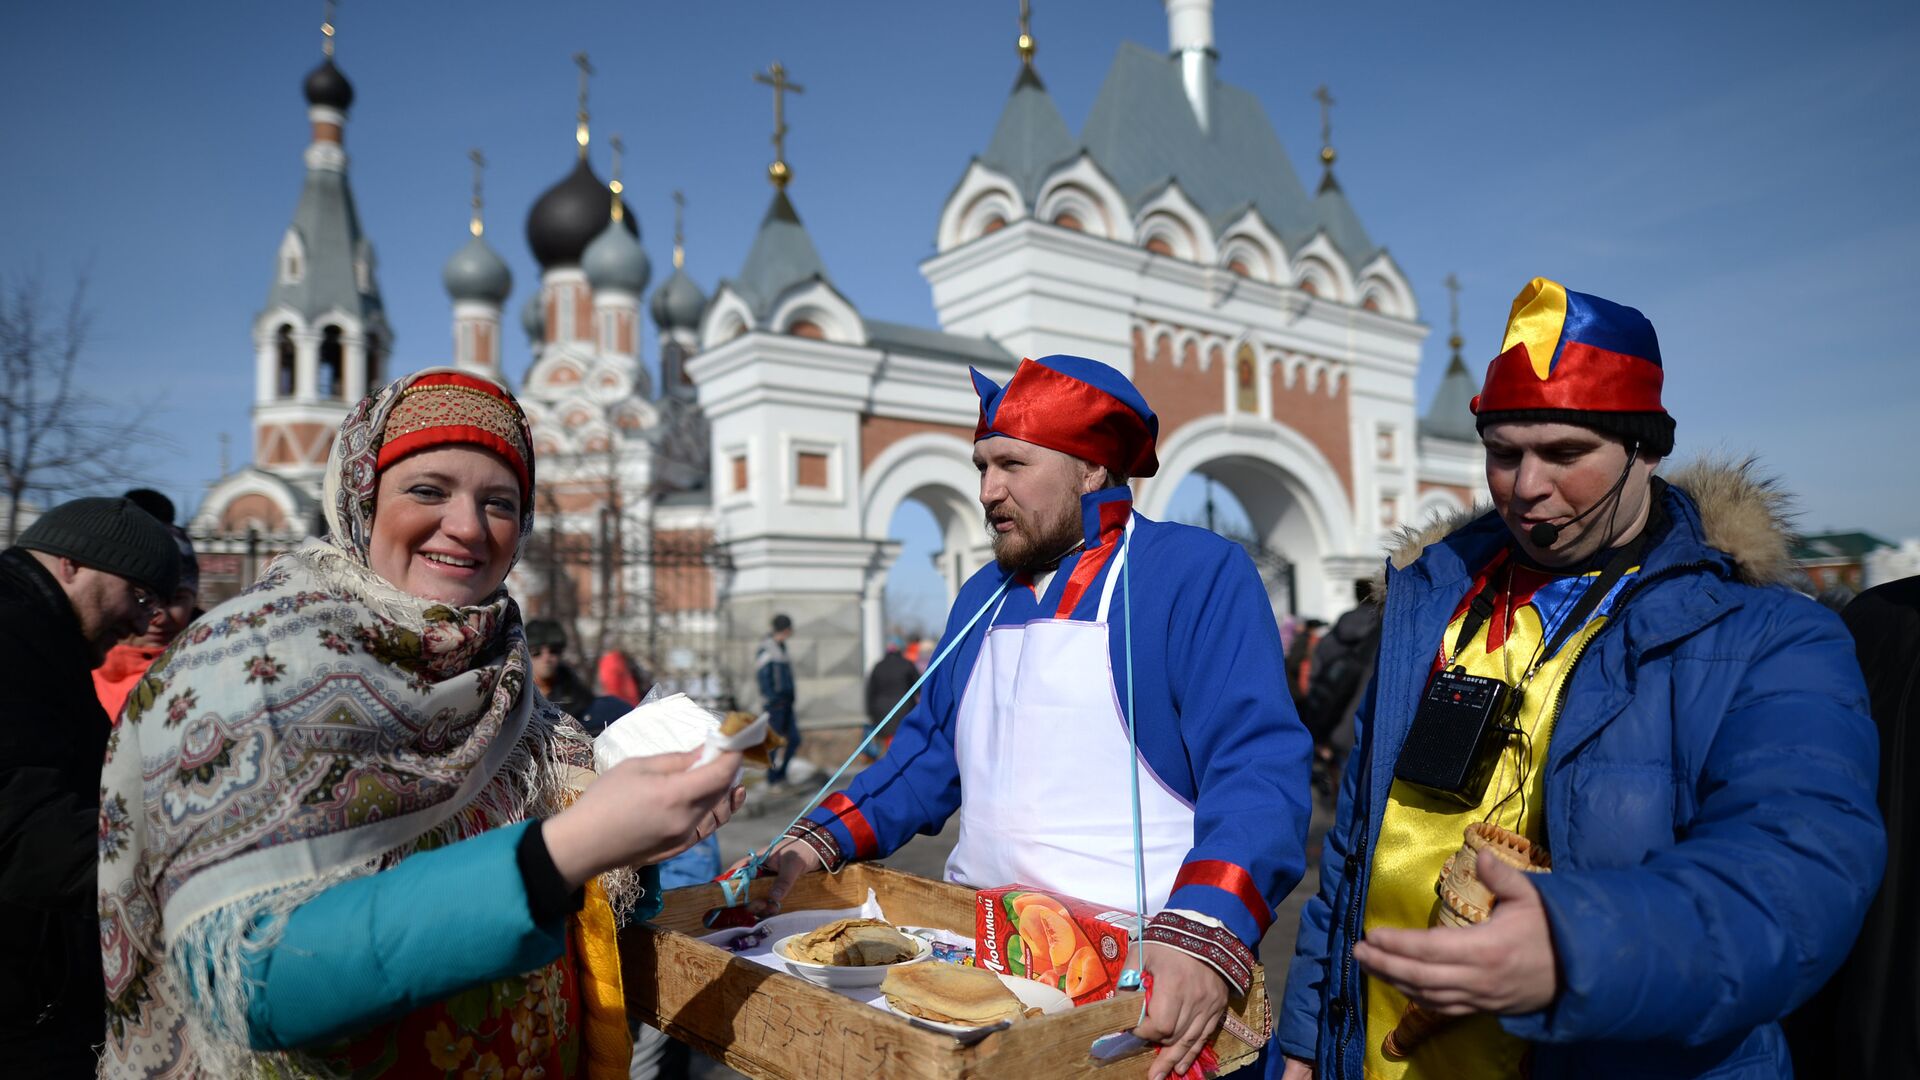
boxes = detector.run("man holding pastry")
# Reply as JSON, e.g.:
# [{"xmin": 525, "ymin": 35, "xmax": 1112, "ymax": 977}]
[
  {"xmin": 1275, "ymin": 279, "xmax": 1885, "ymax": 1079},
  {"xmin": 748, "ymin": 354, "xmax": 1314, "ymax": 1080}
]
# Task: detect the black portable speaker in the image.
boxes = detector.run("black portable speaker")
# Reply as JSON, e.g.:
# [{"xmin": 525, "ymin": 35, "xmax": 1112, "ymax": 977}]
[{"xmin": 1393, "ymin": 668, "xmax": 1514, "ymax": 806}]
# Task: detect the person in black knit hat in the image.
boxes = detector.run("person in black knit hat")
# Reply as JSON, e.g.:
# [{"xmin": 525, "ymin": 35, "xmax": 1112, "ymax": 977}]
[{"xmin": 0, "ymin": 497, "xmax": 180, "ymax": 1075}]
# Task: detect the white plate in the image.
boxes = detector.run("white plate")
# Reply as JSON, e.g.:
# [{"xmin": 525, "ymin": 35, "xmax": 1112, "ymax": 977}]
[
  {"xmin": 773, "ymin": 931, "xmax": 933, "ymax": 988},
  {"xmin": 881, "ymin": 972, "xmax": 1074, "ymax": 1043}
]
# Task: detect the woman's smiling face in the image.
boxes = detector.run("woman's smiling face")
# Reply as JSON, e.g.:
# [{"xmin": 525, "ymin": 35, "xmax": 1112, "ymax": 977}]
[{"xmin": 368, "ymin": 446, "xmax": 523, "ymax": 606}]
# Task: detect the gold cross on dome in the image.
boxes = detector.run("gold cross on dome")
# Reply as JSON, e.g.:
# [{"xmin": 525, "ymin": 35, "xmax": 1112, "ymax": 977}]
[
  {"xmin": 1444, "ymin": 272, "xmax": 1464, "ymax": 353},
  {"xmin": 1313, "ymin": 83, "xmax": 1337, "ymax": 167},
  {"xmin": 322, "ymin": 0, "xmax": 337, "ymax": 57},
  {"xmin": 469, "ymin": 148, "xmax": 486, "ymax": 237},
  {"xmin": 672, "ymin": 190, "xmax": 687, "ymax": 270},
  {"xmin": 1018, "ymin": 0, "xmax": 1035, "ymax": 68},
  {"xmin": 573, "ymin": 51, "xmax": 594, "ymax": 158},
  {"xmin": 754, "ymin": 61, "xmax": 805, "ymax": 189},
  {"xmin": 608, "ymin": 134, "xmax": 625, "ymax": 222}
]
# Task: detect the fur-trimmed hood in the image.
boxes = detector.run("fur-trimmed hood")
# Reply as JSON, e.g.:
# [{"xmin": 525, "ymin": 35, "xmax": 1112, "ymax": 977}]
[{"xmin": 1373, "ymin": 456, "xmax": 1799, "ymax": 598}]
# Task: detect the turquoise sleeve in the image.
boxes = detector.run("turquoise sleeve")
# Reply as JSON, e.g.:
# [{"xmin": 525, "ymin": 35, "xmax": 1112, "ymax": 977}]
[{"xmin": 242, "ymin": 820, "xmax": 569, "ymax": 1050}]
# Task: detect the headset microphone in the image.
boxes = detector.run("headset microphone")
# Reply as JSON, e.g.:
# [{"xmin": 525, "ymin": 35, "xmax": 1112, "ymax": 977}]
[{"xmin": 1527, "ymin": 441, "xmax": 1641, "ymax": 549}]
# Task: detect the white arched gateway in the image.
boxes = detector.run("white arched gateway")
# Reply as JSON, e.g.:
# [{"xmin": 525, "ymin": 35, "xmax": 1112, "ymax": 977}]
[
  {"xmin": 857, "ymin": 432, "xmax": 992, "ymax": 671},
  {"xmin": 1139, "ymin": 414, "xmax": 1358, "ymax": 619}
]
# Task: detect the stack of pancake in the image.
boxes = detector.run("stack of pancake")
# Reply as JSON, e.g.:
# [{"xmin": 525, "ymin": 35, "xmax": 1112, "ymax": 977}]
[
  {"xmin": 880, "ymin": 964, "xmax": 1030, "ymax": 1026},
  {"xmin": 787, "ymin": 918, "xmax": 918, "ymax": 966}
]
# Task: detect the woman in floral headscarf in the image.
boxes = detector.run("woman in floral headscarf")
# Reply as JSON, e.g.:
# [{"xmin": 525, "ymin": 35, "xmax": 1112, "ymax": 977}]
[{"xmin": 97, "ymin": 370, "xmax": 743, "ymax": 1079}]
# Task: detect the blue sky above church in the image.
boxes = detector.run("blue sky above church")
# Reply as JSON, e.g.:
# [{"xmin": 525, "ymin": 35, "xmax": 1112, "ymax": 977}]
[{"xmin": 1, "ymin": 0, "xmax": 1915, "ymax": 542}]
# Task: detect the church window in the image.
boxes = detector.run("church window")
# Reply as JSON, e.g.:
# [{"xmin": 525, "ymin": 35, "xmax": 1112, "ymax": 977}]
[
  {"xmin": 1052, "ymin": 212, "xmax": 1083, "ymax": 232},
  {"xmin": 730, "ymin": 454, "xmax": 749, "ymax": 493},
  {"xmin": 795, "ymin": 451, "xmax": 829, "ymax": 490},
  {"xmin": 275, "ymin": 325, "xmax": 296, "ymax": 396},
  {"xmin": 981, "ymin": 215, "xmax": 1006, "ymax": 235},
  {"xmin": 1235, "ymin": 344, "xmax": 1258, "ymax": 413},
  {"xmin": 278, "ymin": 231, "xmax": 304, "ymax": 285},
  {"xmin": 1378, "ymin": 427, "xmax": 1397, "ymax": 462},
  {"xmin": 1145, "ymin": 235, "xmax": 1174, "ymax": 256},
  {"xmin": 544, "ymin": 294, "xmax": 559, "ymax": 344},
  {"xmin": 1299, "ymin": 278, "xmax": 1319, "ymax": 297},
  {"xmin": 1362, "ymin": 293, "xmax": 1381, "ymax": 313},
  {"xmin": 788, "ymin": 319, "xmax": 825, "ymax": 340},
  {"xmin": 1228, "ymin": 259, "xmax": 1251, "ymax": 277},
  {"xmin": 616, "ymin": 313, "xmax": 634, "ymax": 355},
  {"xmin": 317, "ymin": 326, "xmax": 344, "ymax": 399}
]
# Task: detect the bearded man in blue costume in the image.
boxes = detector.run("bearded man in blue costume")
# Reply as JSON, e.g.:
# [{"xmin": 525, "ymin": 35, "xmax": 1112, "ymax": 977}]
[{"xmin": 751, "ymin": 355, "xmax": 1313, "ymax": 1079}]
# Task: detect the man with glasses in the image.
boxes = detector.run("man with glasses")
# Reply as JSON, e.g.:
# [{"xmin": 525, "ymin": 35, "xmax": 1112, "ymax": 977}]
[{"xmin": 0, "ymin": 496, "xmax": 180, "ymax": 1075}]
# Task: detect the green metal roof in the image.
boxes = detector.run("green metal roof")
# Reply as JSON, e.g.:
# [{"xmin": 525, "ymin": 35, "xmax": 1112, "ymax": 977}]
[{"xmin": 1793, "ymin": 531, "xmax": 1893, "ymax": 561}]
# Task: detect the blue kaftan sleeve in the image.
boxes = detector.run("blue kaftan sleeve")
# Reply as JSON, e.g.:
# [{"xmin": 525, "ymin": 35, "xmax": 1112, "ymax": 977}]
[
  {"xmin": 1157, "ymin": 541, "xmax": 1314, "ymax": 951},
  {"xmin": 239, "ymin": 820, "xmax": 570, "ymax": 1050}
]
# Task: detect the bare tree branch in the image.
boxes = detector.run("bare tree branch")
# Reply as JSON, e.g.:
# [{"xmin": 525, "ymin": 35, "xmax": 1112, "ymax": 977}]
[{"xmin": 0, "ymin": 268, "xmax": 173, "ymax": 543}]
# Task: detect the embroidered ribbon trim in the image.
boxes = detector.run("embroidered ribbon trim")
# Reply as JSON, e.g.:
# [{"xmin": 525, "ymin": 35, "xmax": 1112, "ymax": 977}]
[{"xmin": 1144, "ymin": 911, "xmax": 1256, "ymax": 995}]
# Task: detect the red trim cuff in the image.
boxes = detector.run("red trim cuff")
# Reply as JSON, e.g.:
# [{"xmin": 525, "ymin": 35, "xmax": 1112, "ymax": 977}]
[
  {"xmin": 1146, "ymin": 911, "xmax": 1257, "ymax": 995},
  {"xmin": 820, "ymin": 792, "xmax": 880, "ymax": 859},
  {"xmin": 1172, "ymin": 859, "xmax": 1274, "ymax": 936}
]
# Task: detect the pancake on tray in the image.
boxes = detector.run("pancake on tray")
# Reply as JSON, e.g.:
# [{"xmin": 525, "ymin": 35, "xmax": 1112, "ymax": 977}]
[
  {"xmin": 880, "ymin": 963, "xmax": 1028, "ymax": 1026},
  {"xmin": 789, "ymin": 918, "xmax": 918, "ymax": 966}
]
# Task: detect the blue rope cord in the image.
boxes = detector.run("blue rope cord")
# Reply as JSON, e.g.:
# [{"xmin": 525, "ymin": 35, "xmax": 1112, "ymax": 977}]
[
  {"xmin": 1117, "ymin": 525, "xmax": 1148, "ymax": 1007},
  {"xmin": 714, "ymin": 573, "xmax": 1016, "ymax": 911}
]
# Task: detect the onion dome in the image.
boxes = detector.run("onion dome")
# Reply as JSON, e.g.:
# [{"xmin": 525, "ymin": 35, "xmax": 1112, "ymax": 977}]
[
  {"xmin": 525, "ymin": 158, "xmax": 636, "ymax": 270},
  {"xmin": 303, "ymin": 59, "xmax": 354, "ymax": 111},
  {"xmin": 582, "ymin": 218, "xmax": 651, "ymax": 295},
  {"xmin": 519, "ymin": 288, "xmax": 545, "ymax": 342},
  {"xmin": 651, "ymin": 267, "xmax": 707, "ymax": 330},
  {"xmin": 442, "ymin": 234, "xmax": 512, "ymax": 304}
]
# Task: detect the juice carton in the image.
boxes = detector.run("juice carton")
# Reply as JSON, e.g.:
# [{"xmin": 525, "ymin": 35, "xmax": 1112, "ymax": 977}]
[{"xmin": 974, "ymin": 884, "xmax": 1143, "ymax": 1006}]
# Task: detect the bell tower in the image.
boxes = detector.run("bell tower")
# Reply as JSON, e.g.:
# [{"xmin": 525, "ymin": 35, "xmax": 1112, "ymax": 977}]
[{"xmin": 251, "ymin": 5, "xmax": 390, "ymax": 487}]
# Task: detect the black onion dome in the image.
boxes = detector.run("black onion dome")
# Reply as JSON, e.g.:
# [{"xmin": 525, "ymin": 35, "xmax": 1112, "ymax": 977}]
[
  {"xmin": 303, "ymin": 59, "xmax": 354, "ymax": 111},
  {"xmin": 525, "ymin": 157, "xmax": 637, "ymax": 270}
]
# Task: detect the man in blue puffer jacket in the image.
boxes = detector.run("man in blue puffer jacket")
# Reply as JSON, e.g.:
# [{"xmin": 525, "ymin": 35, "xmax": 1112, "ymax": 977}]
[{"xmin": 1275, "ymin": 278, "xmax": 1883, "ymax": 1080}]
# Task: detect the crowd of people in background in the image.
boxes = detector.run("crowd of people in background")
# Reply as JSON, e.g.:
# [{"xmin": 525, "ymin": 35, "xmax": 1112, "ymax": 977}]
[{"xmin": 0, "ymin": 319, "xmax": 1914, "ymax": 1080}]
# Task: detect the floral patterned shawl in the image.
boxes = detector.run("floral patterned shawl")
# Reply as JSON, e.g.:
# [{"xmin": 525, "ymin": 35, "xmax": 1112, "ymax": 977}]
[{"xmin": 97, "ymin": 370, "xmax": 607, "ymax": 1078}]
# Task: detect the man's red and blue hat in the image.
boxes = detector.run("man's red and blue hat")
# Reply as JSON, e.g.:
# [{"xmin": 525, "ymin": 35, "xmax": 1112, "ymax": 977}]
[
  {"xmin": 971, "ymin": 355, "xmax": 1160, "ymax": 478},
  {"xmin": 1472, "ymin": 277, "xmax": 1675, "ymax": 454}
]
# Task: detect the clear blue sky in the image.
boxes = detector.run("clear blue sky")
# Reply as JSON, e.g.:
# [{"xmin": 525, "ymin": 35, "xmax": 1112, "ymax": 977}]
[{"xmin": 4, "ymin": 2, "xmax": 1916, "ymax": 622}]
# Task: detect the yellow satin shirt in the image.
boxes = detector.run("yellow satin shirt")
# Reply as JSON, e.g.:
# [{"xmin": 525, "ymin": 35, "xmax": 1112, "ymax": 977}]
[{"xmin": 1362, "ymin": 552, "xmax": 1638, "ymax": 1080}]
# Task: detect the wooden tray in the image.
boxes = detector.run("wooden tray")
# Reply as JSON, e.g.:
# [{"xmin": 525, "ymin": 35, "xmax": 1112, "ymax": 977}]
[{"xmin": 620, "ymin": 863, "xmax": 1270, "ymax": 1079}]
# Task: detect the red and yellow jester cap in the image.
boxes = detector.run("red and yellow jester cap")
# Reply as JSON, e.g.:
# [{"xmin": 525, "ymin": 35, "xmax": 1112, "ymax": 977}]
[{"xmin": 971, "ymin": 355, "xmax": 1160, "ymax": 478}]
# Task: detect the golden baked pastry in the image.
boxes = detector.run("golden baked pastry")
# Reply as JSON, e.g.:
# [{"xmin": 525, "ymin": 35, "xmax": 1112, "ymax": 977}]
[
  {"xmin": 721, "ymin": 710, "xmax": 786, "ymax": 768},
  {"xmin": 881, "ymin": 964, "xmax": 1025, "ymax": 1026},
  {"xmin": 788, "ymin": 918, "xmax": 918, "ymax": 966}
]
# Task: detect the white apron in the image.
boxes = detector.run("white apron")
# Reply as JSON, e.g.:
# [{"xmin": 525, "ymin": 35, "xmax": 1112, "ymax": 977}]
[{"xmin": 945, "ymin": 523, "xmax": 1196, "ymax": 912}]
